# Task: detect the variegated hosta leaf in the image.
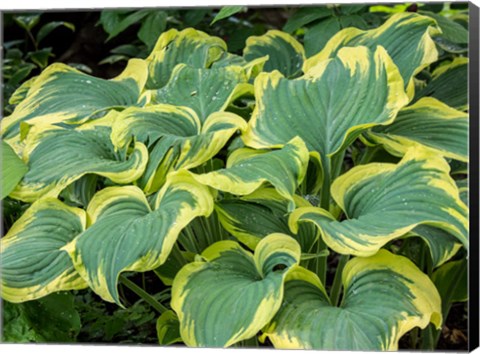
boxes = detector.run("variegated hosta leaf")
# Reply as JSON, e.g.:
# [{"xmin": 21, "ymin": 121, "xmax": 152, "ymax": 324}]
[
  {"xmin": 414, "ymin": 57, "xmax": 468, "ymax": 111},
  {"xmin": 290, "ymin": 146, "xmax": 468, "ymax": 256},
  {"xmin": 192, "ymin": 137, "xmax": 309, "ymax": 211},
  {"xmin": 8, "ymin": 75, "xmax": 38, "ymax": 105},
  {"xmin": 1, "ymin": 140, "xmax": 27, "ymax": 199},
  {"xmin": 408, "ymin": 225, "xmax": 462, "ymax": 268},
  {"xmin": 11, "ymin": 122, "xmax": 148, "ymax": 203},
  {"xmin": 111, "ymin": 104, "xmax": 246, "ymax": 194},
  {"xmin": 151, "ymin": 64, "xmax": 252, "ymax": 123},
  {"xmin": 157, "ymin": 310, "xmax": 182, "ymax": 345},
  {"xmin": 60, "ymin": 174, "xmax": 98, "ymax": 208},
  {"xmin": 216, "ymin": 188, "xmax": 317, "ymax": 252},
  {"xmin": 243, "ymin": 30, "xmax": 305, "ymax": 78},
  {"xmin": 66, "ymin": 171, "xmax": 214, "ymax": 304},
  {"xmin": 112, "ymin": 104, "xmax": 246, "ymax": 194},
  {"xmin": 243, "ymin": 46, "xmax": 407, "ymax": 172},
  {"xmin": 1, "ymin": 199, "xmax": 87, "ymax": 302},
  {"xmin": 368, "ymin": 97, "xmax": 468, "ymax": 162},
  {"xmin": 171, "ymin": 233, "xmax": 301, "ymax": 347},
  {"xmin": 2, "ymin": 59, "xmax": 148, "ymax": 151},
  {"xmin": 303, "ymin": 12, "xmax": 439, "ymax": 94},
  {"xmin": 262, "ymin": 250, "xmax": 442, "ymax": 350},
  {"xmin": 145, "ymin": 28, "xmax": 226, "ymax": 89}
]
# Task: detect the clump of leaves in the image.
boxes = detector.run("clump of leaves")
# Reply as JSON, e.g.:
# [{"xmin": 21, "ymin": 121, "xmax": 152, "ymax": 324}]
[
  {"xmin": 2, "ymin": 13, "xmax": 75, "ymax": 115},
  {"xmin": 1, "ymin": 4, "xmax": 468, "ymax": 351}
]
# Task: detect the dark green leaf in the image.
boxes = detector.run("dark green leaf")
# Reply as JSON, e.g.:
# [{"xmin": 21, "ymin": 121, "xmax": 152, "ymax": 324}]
[
  {"xmin": 98, "ymin": 54, "xmax": 129, "ymax": 65},
  {"xmin": 14, "ymin": 14, "xmax": 40, "ymax": 31},
  {"xmin": 414, "ymin": 58, "xmax": 468, "ymax": 110},
  {"xmin": 138, "ymin": 11, "xmax": 168, "ymax": 49},
  {"xmin": 100, "ymin": 10, "xmax": 151, "ymax": 41},
  {"xmin": 304, "ymin": 18, "xmax": 341, "ymax": 57},
  {"xmin": 28, "ymin": 48, "xmax": 53, "ymax": 69},
  {"xmin": 283, "ymin": 7, "xmax": 333, "ymax": 33},
  {"xmin": 36, "ymin": 21, "xmax": 75, "ymax": 44},
  {"xmin": 2, "ymin": 293, "xmax": 81, "ymax": 343},
  {"xmin": 183, "ymin": 9, "xmax": 211, "ymax": 26},
  {"xmin": 211, "ymin": 6, "xmax": 246, "ymax": 24},
  {"xmin": 111, "ymin": 44, "xmax": 141, "ymax": 56},
  {"xmin": 422, "ymin": 11, "xmax": 468, "ymax": 44},
  {"xmin": 338, "ymin": 4, "xmax": 367, "ymax": 14},
  {"xmin": 7, "ymin": 63, "xmax": 36, "ymax": 87},
  {"xmin": 432, "ymin": 258, "xmax": 467, "ymax": 314}
]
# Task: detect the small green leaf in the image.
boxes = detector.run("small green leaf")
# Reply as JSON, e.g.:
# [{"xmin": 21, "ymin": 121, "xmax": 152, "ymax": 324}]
[
  {"xmin": 138, "ymin": 11, "xmax": 167, "ymax": 49},
  {"xmin": 111, "ymin": 44, "xmax": 140, "ymax": 56},
  {"xmin": 211, "ymin": 6, "xmax": 245, "ymax": 25},
  {"xmin": 27, "ymin": 48, "xmax": 53, "ymax": 69},
  {"xmin": 36, "ymin": 21, "xmax": 75, "ymax": 44},
  {"xmin": 184, "ymin": 9, "xmax": 211, "ymax": 26},
  {"xmin": 14, "ymin": 14, "xmax": 40, "ymax": 31},
  {"xmin": 98, "ymin": 54, "xmax": 129, "ymax": 65},
  {"xmin": 282, "ymin": 6, "xmax": 333, "ymax": 33},
  {"xmin": 100, "ymin": 10, "xmax": 151, "ymax": 41},
  {"xmin": 6, "ymin": 63, "xmax": 36, "ymax": 90}
]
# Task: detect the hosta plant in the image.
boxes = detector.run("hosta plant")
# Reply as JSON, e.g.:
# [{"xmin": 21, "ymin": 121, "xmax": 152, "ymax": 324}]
[{"xmin": 1, "ymin": 9, "xmax": 469, "ymax": 351}]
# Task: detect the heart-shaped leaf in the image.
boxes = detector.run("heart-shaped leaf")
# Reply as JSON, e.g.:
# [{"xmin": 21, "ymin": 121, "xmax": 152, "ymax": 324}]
[
  {"xmin": 192, "ymin": 137, "xmax": 309, "ymax": 211},
  {"xmin": 243, "ymin": 30, "xmax": 305, "ymax": 78},
  {"xmin": 146, "ymin": 28, "xmax": 226, "ymax": 89},
  {"xmin": 171, "ymin": 233, "xmax": 301, "ymax": 347},
  {"xmin": 243, "ymin": 45, "xmax": 407, "ymax": 175},
  {"xmin": 11, "ymin": 120, "xmax": 148, "ymax": 203},
  {"xmin": 262, "ymin": 250, "xmax": 442, "ymax": 350},
  {"xmin": 66, "ymin": 171, "xmax": 214, "ymax": 304},
  {"xmin": 1, "ymin": 199, "xmax": 87, "ymax": 302},
  {"xmin": 152, "ymin": 64, "xmax": 251, "ymax": 123},
  {"xmin": 304, "ymin": 12, "xmax": 439, "ymax": 93},
  {"xmin": 111, "ymin": 104, "xmax": 246, "ymax": 194},
  {"xmin": 290, "ymin": 146, "xmax": 468, "ymax": 256}
]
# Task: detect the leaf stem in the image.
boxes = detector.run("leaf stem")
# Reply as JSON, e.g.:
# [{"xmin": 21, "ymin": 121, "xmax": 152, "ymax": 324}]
[
  {"xmin": 119, "ymin": 275, "xmax": 168, "ymax": 314},
  {"xmin": 329, "ymin": 254, "xmax": 349, "ymax": 306},
  {"xmin": 316, "ymin": 156, "xmax": 332, "ymax": 284}
]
